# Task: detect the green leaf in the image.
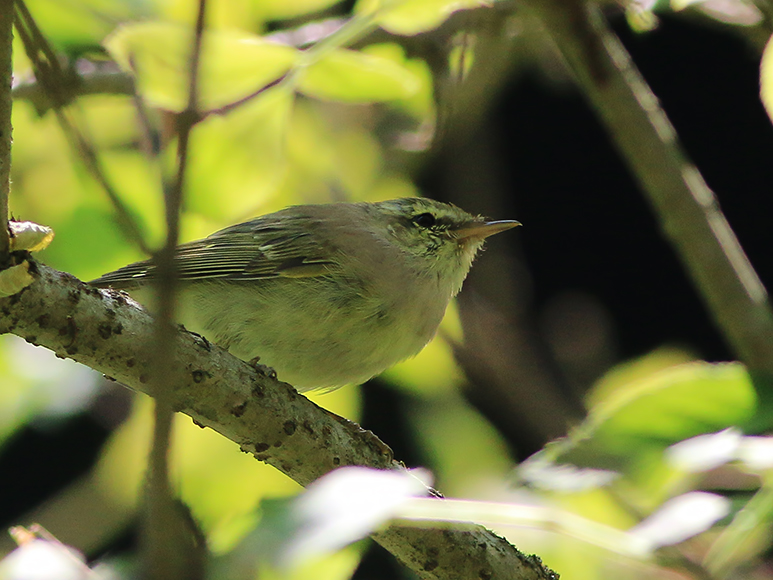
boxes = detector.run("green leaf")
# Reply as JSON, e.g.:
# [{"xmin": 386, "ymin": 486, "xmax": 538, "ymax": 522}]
[
  {"xmin": 587, "ymin": 362, "xmax": 757, "ymax": 453},
  {"xmin": 357, "ymin": 0, "xmax": 489, "ymax": 36},
  {"xmin": 298, "ymin": 48, "xmax": 421, "ymax": 103},
  {"xmin": 104, "ymin": 22, "xmax": 298, "ymax": 111},
  {"xmin": 259, "ymin": 0, "xmax": 347, "ymax": 19},
  {"xmin": 529, "ymin": 360, "xmax": 759, "ymax": 480}
]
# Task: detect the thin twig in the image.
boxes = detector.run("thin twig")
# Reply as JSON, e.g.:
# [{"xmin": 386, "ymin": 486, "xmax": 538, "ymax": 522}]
[
  {"xmin": 13, "ymin": 66, "xmax": 135, "ymax": 112},
  {"xmin": 143, "ymin": 1, "xmax": 208, "ymax": 578},
  {"xmin": 525, "ymin": 0, "xmax": 773, "ymax": 376},
  {"xmin": 0, "ymin": 0, "xmax": 13, "ymax": 256},
  {"xmin": 13, "ymin": 0, "xmax": 151, "ymax": 255}
]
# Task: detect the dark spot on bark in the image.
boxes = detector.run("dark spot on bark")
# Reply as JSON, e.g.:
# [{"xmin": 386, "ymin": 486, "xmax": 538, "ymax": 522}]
[
  {"xmin": 252, "ymin": 382, "xmax": 265, "ymax": 397},
  {"xmin": 322, "ymin": 426, "xmax": 332, "ymax": 438},
  {"xmin": 280, "ymin": 462, "xmax": 292, "ymax": 473},
  {"xmin": 106, "ymin": 308, "xmax": 116, "ymax": 319},
  {"xmin": 36, "ymin": 314, "xmax": 49, "ymax": 328},
  {"xmin": 113, "ymin": 323, "xmax": 123, "ymax": 334},
  {"xmin": 98, "ymin": 323, "xmax": 112, "ymax": 339},
  {"xmin": 283, "ymin": 420, "xmax": 296, "ymax": 435},
  {"xmin": 68, "ymin": 289, "xmax": 80, "ymax": 305},
  {"xmin": 126, "ymin": 358, "xmax": 135, "ymax": 367},
  {"xmin": 139, "ymin": 374, "xmax": 149, "ymax": 384},
  {"xmin": 255, "ymin": 442, "xmax": 270, "ymax": 453},
  {"xmin": 423, "ymin": 560, "xmax": 438, "ymax": 572},
  {"xmin": 302, "ymin": 420, "xmax": 314, "ymax": 435},
  {"xmin": 231, "ymin": 402, "xmax": 248, "ymax": 417},
  {"xmin": 192, "ymin": 370, "xmax": 209, "ymax": 383},
  {"xmin": 273, "ymin": 440, "xmax": 282, "ymax": 448},
  {"xmin": 332, "ymin": 457, "xmax": 340, "ymax": 466},
  {"xmin": 66, "ymin": 345, "xmax": 78, "ymax": 355},
  {"xmin": 479, "ymin": 571, "xmax": 493, "ymax": 580}
]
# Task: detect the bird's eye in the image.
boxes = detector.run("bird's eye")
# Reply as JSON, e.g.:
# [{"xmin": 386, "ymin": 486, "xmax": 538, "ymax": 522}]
[{"xmin": 412, "ymin": 213, "xmax": 436, "ymax": 228}]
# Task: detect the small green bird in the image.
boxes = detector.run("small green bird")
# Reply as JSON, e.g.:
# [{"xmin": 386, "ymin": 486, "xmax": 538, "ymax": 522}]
[{"xmin": 91, "ymin": 198, "xmax": 519, "ymax": 391}]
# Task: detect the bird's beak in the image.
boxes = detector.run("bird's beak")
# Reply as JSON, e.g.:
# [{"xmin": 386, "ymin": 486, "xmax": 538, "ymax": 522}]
[{"xmin": 453, "ymin": 220, "xmax": 521, "ymax": 241}]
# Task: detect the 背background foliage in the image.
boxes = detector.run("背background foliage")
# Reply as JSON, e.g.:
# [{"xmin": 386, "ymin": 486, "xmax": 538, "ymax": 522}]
[{"xmin": 3, "ymin": 0, "xmax": 773, "ymax": 578}]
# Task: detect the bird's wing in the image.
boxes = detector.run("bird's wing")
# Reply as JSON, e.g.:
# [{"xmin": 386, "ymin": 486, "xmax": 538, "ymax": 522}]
[{"xmin": 89, "ymin": 215, "xmax": 337, "ymax": 288}]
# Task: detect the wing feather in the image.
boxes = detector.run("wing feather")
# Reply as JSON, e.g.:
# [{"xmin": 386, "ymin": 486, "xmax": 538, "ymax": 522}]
[{"xmin": 90, "ymin": 214, "xmax": 336, "ymax": 288}]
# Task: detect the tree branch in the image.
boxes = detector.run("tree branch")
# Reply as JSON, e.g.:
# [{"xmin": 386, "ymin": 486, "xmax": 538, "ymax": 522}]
[
  {"xmin": 0, "ymin": 263, "xmax": 557, "ymax": 580},
  {"xmin": 0, "ymin": 0, "xmax": 13, "ymax": 256},
  {"xmin": 524, "ymin": 1, "xmax": 773, "ymax": 376}
]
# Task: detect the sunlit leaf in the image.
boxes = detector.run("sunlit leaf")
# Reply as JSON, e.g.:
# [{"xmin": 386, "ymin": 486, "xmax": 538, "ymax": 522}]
[
  {"xmin": 588, "ymin": 363, "xmax": 756, "ymax": 451},
  {"xmin": 672, "ymin": 0, "xmax": 762, "ymax": 25},
  {"xmin": 258, "ymin": 0, "xmax": 346, "ymax": 19},
  {"xmin": 629, "ymin": 492, "xmax": 730, "ymax": 550},
  {"xmin": 186, "ymin": 85, "xmax": 295, "ymax": 220},
  {"xmin": 253, "ymin": 467, "xmax": 431, "ymax": 568},
  {"xmin": 0, "ymin": 536, "xmax": 91, "ymax": 580},
  {"xmin": 105, "ymin": 22, "xmax": 298, "ymax": 111},
  {"xmin": 357, "ymin": 0, "xmax": 489, "ymax": 36},
  {"xmin": 518, "ymin": 455, "xmax": 619, "ymax": 492},
  {"xmin": 666, "ymin": 428, "xmax": 743, "ymax": 472},
  {"xmin": 298, "ymin": 48, "xmax": 421, "ymax": 103},
  {"xmin": 738, "ymin": 436, "xmax": 773, "ymax": 470},
  {"xmin": 530, "ymin": 361, "xmax": 759, "ymax": 480},
  {"xmin": 761, "ymin": 33, "xmax": 773, "ymax": 124}
]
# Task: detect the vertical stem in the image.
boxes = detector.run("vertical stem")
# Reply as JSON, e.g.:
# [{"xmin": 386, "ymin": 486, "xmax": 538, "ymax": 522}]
[
  {"xmin": 0, "ymin": 0, "xmax": 13, "ymax": 256},
  {"xmin": 526, "ymin": 1, "xmax": 773, "ymax": 376},
  {"xmin": 143, "ymin": 2, "xmax": 208, "ymax": 579}
]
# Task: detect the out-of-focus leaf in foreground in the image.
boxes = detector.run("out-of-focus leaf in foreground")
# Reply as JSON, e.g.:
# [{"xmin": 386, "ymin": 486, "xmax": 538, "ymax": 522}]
[{"xmin": 249, "ymin": 467, "xmax": 431, "ymax": 569}]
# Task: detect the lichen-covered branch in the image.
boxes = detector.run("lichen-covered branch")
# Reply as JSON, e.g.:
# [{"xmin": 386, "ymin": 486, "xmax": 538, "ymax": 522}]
[{"xmin": 0, "ymin": 263, "xmax": 556, "ymax": 580}]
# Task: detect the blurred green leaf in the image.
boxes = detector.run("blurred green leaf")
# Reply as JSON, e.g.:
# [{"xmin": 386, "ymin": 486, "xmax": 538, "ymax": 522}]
[
  {"xmin": 360, "ymin": 43, "xmax": 435, "ymax": 119},
  {"xmin": 357, "ymin": 0, "xmax": 488, "ymax": 36},
  {"xmin": 589, "ymin": 362, "xmax": 756, "ymax": 453},
  {"xmin": 26, "ymin": 0, "xmax": 144, "ymax": 55},
  {"xmin": 186, "ymin": 85, "xmax": 295, "ymax": 221},
  {"xmin": 105, "ymin": 22, "xmax": 298, "ymax": 111},
  {"xmin": 525, "ymin": 360, "xmax": 758, "ymax": 484},
  {"xmin": 298, "ymin": 48, "xmax": 421, "ymax": 103},
  {"xmin": 0, "ymin": 336, "xmax": 99, "ymax": 450},
  {"xmin": 258, "ymin": 0, "xmax": 346, "ymax": 19}
]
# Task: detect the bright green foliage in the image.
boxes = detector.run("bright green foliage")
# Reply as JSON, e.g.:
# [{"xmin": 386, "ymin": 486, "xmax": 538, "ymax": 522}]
[
  {"xmin": 6, "ymin": 1, "xmax": 773, "ymax": 579},
  {"xmin": 535, "ymin": 357, "xmax": 758, "ymax": 476},
  {"xmin": 356, "ymin": 0, "xmax": 490, "ymax": 36},
  {"xmin": 298, "ymin": 47, "xmax": 421, "ymax": 102},
  {"xmin": 105, "ymin": 22, "xmax": 298, "ymax": 111},
  {"xmin": 586, "ymin": 362, "xmax": 756, "ymax": 455}
]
